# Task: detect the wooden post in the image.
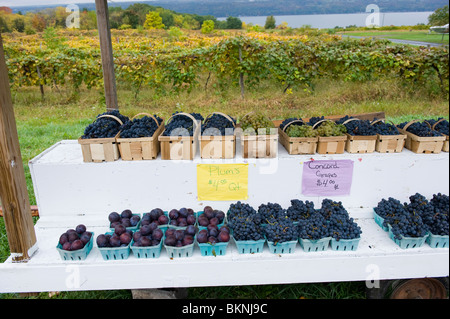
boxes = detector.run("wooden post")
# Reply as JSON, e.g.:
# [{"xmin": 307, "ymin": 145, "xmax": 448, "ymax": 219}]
[
  {"xmin": 95, "ymin": 0, "xmax": 118, "ymax": 111},
  {"xmin": 0, "ymin": 34, "xmax": 37, "ymax": 262}
]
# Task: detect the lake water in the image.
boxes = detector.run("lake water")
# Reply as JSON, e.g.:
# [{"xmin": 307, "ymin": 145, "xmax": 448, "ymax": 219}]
[{"xmin": 222, "ymin": 11, "xmax": 434, "ymax": 29}]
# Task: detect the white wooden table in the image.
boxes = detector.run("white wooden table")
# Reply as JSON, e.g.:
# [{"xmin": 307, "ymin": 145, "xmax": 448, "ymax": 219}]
[{"xmin": 0, "ymin": 140, "xmax": 448, "ymax": 293}]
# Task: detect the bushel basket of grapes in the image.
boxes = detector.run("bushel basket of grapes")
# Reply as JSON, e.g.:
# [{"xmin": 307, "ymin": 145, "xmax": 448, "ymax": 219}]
[
  {"xmin": 158, "ymin": 112, "xmax": 202, "ymax": 160},
  {"xmin": 312, "ymin": 120, "xmax": 347, "ymax": 154},
  {"xmin": 200, "ymin": 112, "xmax": 236, "ymax": 159},
  {"xmin": 240, "ymin": 112, "xmax": 278, "ymax": 159},
  {"xmin": 397, "ymin": 120, "xmax": 446, "ymax": 154},
  {"xmin": 371, "ymin": 119, "xmax": 406, "ymax": 153},
  {"xmin": 116, "ymin": 113, "xmax": 165, "ymax": 161},
  {"xmin": 78, "ymin": 111, "xmax": 128, "ymax": 163},
  {"xmin": 278, "ymin": 118, "xmax": 318, "ymax": 155},
  {"xmin": 428, "ymin": 118, "xmax": 449, "ymax": 152},
  {"xmin": 339, "ymin": 117, "xmax": 377, "ymax": 154}
]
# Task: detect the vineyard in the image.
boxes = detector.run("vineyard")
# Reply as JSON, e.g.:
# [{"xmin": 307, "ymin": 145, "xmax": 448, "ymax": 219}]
[{"xmin": 2, "ymin": 29, "xmax": 450, "ymax": 100}]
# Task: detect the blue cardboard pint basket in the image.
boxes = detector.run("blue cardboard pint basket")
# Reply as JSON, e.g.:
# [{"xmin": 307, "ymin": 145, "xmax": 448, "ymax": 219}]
[
  {"xmin": 388, "ymin": 225, "xmax": 428, "ymax": 249},
  {"xmin": 267, "ymin": 240, "xmax": 297, "ymax": 254},
  {"xmin": 198, "ymin": 241, "xmax": 229, "ymax": 256},
  {"xmin": 373, "ymin": 209, "xmax": 389, "ymax": 231},
  {"xmin": 426, "ymin": 233, "xmax": 449, "ymax": 248},
  {"xmin": 56, "ymin": 232, "xmax": 94, "ymax": 261},
  {"xmin": 131, "ymin": 240, "xmax": 163, "ymax": 259},
  {"xmin": 233, "ymin": 237, "xmax": 266, "ymax": 254},
  {"xmin": 299, "ymin": 237, "xmax": 331, "ymax": 252},
  {"xmin": 97, "ymin": 232, "xmax": 131, "ymax": 261},
  {"xmin": 109, "ymin": 214, "xmax": 141, "ymax": 231},
  {"xmin": 330, "ymin": 237, "xmax": 361, "ymax": 251}
]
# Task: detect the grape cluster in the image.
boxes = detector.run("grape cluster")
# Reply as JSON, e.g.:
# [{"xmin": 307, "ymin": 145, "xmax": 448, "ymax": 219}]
[
  {"xmin": 374, "ymin": 197, "xmax": 408, "ymax": 229},
  {"xmin": 336, "ymin": 116, "xmax": 377, "ymax": 136},
  {"xmin": 307, "ymin": 116, "xmax": 325, "ymax": 126},
  {"xmin": 371, "ymin": 120, "xmax": 400, "ymax": 135},
  {"xmin": 201, "ymin": 113, "xmax": 236, "ymax": 136},
  {"xmin": 258, "ymin": 202, "xmax": 285, "ymax": 224},
  {"xmin": 119, "ymin": 115, "xmax": 163, "ymax": 138},
  {"xmin": 398, "ymin": 121, "xmax": 443, "ymax": 137},
  {"xmin": 374, "ymin": 193, "xmax": 449, "ymax": 239},
  {"xmin": 297, "ymin": 213, "xmax": 329, "ymax": 240},
  {"xmin": 426, "ymin": 118, "xmax": 449, "ymax": 136},
  {"xmin": 163, "ymin": 112, "xmax": 204, "ymax": 136},
  {"xmin": 82, "ymin": 110, "xmax": 129, "ymax": 139},
  {"xmin": 315, "ymin": 121, "xmax": 347, "ymax": 137},
  {"xmin": 429, "ymin": 193, "xmax": 449, "ymax": 236},
  {"xmin": 227, "ymin": 202, "xmax": 264, "ymax": 241},
  {"xmin": 286, "ymin": 124, "xmax": 318, "ymax": 138},
  {"xmin": 280, "ymin": 117, "xmax": 302, "ymax": 131},
  {"xmin": 286, "ymin": 199, "xmax": 316, "ymax": 222},
  {"xmin": 264, "ymin": 216, "xmax": 298, "ymax": 244},
  {"xmin": 319, "ymin": 199, "xmax": 362, "ymax": 241},
  {"xmin": 240, "ymin": 112, "xmax": 275, "ymax": 135}
]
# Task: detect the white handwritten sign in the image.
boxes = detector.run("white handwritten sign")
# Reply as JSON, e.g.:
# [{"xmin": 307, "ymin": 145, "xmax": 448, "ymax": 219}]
[{"xmin": 302, "ymin": 160, "xmax": 354, "ymax": 196}]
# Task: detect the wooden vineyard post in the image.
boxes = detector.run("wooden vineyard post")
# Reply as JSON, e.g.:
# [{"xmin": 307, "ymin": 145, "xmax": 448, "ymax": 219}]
[
  {"xmin": 95, "ymin": 0, "xmax": 118, "ymax": 111},
  {"xmin": 0, "ymin": 34, "xmax": 37, "ymax": 262}
]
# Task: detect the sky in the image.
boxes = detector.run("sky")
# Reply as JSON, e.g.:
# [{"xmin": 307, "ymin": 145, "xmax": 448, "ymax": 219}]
[{"xmin": 0, "ymin": 0, "xmax": 142, "ymax": 7}]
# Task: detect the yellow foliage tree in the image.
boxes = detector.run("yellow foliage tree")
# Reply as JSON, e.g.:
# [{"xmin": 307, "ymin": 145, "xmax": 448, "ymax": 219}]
[{"xmin": 144, "ymin": 11, "xmax": 165, "ymax": 30}]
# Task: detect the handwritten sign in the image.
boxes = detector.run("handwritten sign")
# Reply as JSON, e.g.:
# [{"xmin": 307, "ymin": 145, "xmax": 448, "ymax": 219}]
[
  {"xmin": 197, "ymin": 164, "xmax": 249, "ymax": 201},
  {"xmin": 302, "ymin": 160, "xmax": 354, "ymax": 196}
]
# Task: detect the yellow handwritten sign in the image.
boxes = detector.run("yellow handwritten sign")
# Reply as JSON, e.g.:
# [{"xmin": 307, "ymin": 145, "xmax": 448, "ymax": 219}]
[{"xmin": 197, "ymin": 164, "xmax": 249, "ymax": 201}]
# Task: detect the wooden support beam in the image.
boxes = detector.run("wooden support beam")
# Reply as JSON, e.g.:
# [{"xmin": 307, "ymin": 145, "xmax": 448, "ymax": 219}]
[
  {"xmin": 0, "ymin": 34, "xmax": 37, "ymax": 262},
  {"xmin": 95, "ymin": 0, "xmax": 118, "ymax": 111}
]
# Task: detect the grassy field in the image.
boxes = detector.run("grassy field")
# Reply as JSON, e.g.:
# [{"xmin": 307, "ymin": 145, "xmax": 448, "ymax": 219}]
[
  {"xmin": 339, "ymin": 30, "xmax": 449, "ymax": 44},
  {"xmin": 0, "ymin": 76, "xmax": 448, "ymax": 299}
]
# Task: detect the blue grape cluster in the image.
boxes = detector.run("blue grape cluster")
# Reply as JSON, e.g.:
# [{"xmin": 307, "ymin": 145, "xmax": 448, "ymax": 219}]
[
  {"xmin": 258, "ymin": 202, "xmax": 285, "ymax": 224},
  {"xmin": 227, "ymin": 202, "xmax": 264, "ymax": 241},
  {"xmin": 297, "ymin": 213, "xmax": 329, "ymax": 240},
  {"xmin": 119, "ymin": 115, "xmax": 163, "ymax": 138},
  {"xmin": 429, "ymin": 193, "xmax": 449, "ymax": 236},
  {"xmin": 319, "ymin": 199, "xmax": 362, "ymax": 241},
  {"xmin": 82, "ymin": 110, "xmax": 129, "ymax": 139},
  {"xmin": 398, "ymin": 121, "xmax": 443, "ymax": 137},
  {"xmin": 426, "ymin": 118, "xmax": 449, "ymax": 136},
  {"xmin": 336, "ymin": 116, "xmax": 377, "ymax": 136},
  {"xmin": 264, "ymin": 215, "xmax": 298, "ymax": 244},
  {"xmin": 374, "ymin": 193, "xmax": 449, "ymax": 239},
  {"xmin": 307, "ymin": 116, "xmax": 325, "ymax": 126},
  {"xmin": 280, "ymin": 117, "xmax": 303, "ymax": 130},
  {"xmin": 163, "ymin": 112, "xmax": 204, "ymax": 136},
  {"xmin": 202, "ymin": 113, "xmax": 236, "ymax": 136},
  {"xmin": 286, "ymin": 199, "xmax": 316, "ymax": 222},
  {"xmin": 371, "ymin": 120, "xmax": 400, "ymax": 135}
]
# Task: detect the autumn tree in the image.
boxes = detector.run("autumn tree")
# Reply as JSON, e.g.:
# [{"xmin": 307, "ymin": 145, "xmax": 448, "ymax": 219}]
[{"xmin": 144, "ymin": 11, "xmax": 165, "ymax": 29}]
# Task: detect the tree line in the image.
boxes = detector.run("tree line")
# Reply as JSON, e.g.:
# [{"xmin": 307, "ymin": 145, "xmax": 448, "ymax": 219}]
[{"xmin": 0, "ymin": 3, "xmax": 244, "ymax": 34}]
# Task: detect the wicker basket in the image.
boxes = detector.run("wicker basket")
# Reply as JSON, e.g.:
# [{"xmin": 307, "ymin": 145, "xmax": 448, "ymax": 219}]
[
  {"xmin": 158, "ymin": 113, "xmax": 200, "ymax": 160},
  {"xmin": 116, "ymin": 113, "xmax": 164, "ymax": 161},
  {"xmin": 78, "ymin": 114, "xmax": 123, "ymax": 163},
  {"xmin": 200, "ymin": 112, "xmax": 236, "ymax": 159},
  {"xmin": 278, "ymin": 119, "xmax": 318, "ymax": 155}
]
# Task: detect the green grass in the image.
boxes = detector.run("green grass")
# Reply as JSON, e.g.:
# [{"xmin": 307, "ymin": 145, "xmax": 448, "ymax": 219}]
[
  {"xmin": 0, "ymin": 78, "xmax": 448, "ymax": 299},
  {"xmin": 339, "ymin": 30, "xmax": 449, "ymax": 44}
]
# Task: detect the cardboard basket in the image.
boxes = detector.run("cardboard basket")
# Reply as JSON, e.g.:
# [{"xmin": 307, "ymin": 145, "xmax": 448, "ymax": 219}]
[
  {"xmin": 278, "ymin": 119, "xmax": 318, "ymax": 155},
  {"xmin": 78, "ymin": 114, "xmax": 123, "ymax": 163},
  {"xmin": 397, "ymin": 120, "xmax": 446, "ymax": 154},
  {"xmin": 200, "ymin": 112, "xmax": 236, "ymax": 159},
  {"xmin": 158, "ymin": 113, "xmax": 200, "ymax": 160},
  {"xmin": 116, "ymin": 113, "xmax": 165, "ymax": 161}
]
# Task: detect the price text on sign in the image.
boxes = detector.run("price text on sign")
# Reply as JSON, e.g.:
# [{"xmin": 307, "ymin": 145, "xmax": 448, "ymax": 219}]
[
  {"xmin": 197, "ymin": 164, "xmax": 249, "ymax": 201},
  {"xmin": 302, "ymin": 160, "xmax": 354, "ymax": 196}
]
